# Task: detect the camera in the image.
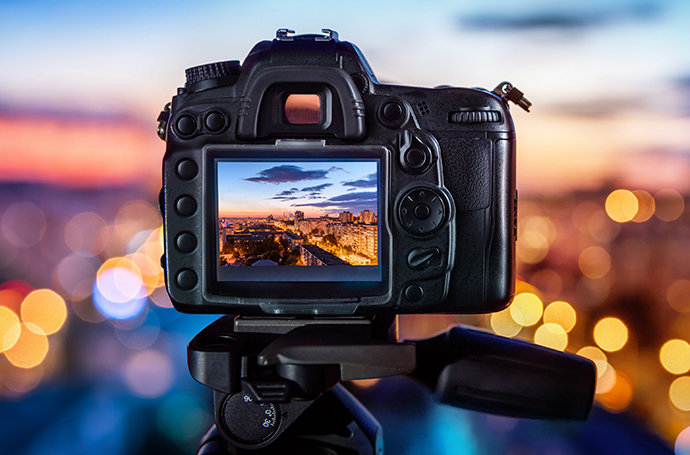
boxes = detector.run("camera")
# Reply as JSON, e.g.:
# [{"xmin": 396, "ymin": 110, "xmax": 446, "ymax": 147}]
[
  {"xmin": 158, "ymin": 28, "xmax": 528, "ymax": 316},
  {"xmin": 157, "ymin": 31, "xmax": 596, "ymax": 453}
]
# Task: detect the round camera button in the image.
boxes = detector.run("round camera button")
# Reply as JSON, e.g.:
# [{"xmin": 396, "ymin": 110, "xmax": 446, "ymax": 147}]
[
  {"xmin": 379, "ymin": 100, "xmax": 408, "ymax": 128},
  {"xmin": 176, "ymin": 269, "xmax": 197, "ymax": 290},
  {"xmin": 414, "ymin": 203, "xmax": 431, "ymax": 220},
  {"xmin": 175, "ymin": 232, "xmax": 197, "ymax": 253},
  {"xmin": 175, "ymin": 115, "xmax": 196, "ymax": 136},
  {"xmin": 176, "ymin": 159, "xmax": 198, "ymax": 180},
  {"xmin": 404, "ymin": 284, "xmax": 424, "ymax": 302},
  {"xmin": 404, "ymin": 148, "xmax": 427, "ymax": 169},
  {"xmin": 383, "ymin": 102, "xmax": 403, "ymax": 122},
  {"xmin": 175, "ymin": 195, "xmax": 197, "ymax": 217},
  {"xmin": 205, "ymin": 111, "xmax": 226, "ymax": 132}
]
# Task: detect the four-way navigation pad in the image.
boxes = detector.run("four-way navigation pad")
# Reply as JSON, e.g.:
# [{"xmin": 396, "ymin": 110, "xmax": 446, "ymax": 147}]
[{"xmin": 398, "ymin": 188, "xmax": 447, "ymax": 235}]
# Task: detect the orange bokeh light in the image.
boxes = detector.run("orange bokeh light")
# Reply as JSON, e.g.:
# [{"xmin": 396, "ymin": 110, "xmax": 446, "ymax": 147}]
[
  {"xmin": 4, "ymin": 322, "xmax": 49, "ymax": 369},
  {"xmin": 20, "ymin": 289, "xmax": 67, "ymax": 335}
]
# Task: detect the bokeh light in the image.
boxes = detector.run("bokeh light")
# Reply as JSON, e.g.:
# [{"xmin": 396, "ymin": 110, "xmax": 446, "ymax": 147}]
[
  {"xmin": 667, "ymin": 279, "xmax": 690, "ymax": 313},
  {"xmin": 123, "ymin": 349, "xmax": 174, "ymax": 398},
  {"xmin": 654, "ymin": 189, "xmax": 685, "ymax": 222},
  {"xmin": 0, "ymin": 306, "xmax": 21, "ymax": 352},
  {"xmin": 605, "ymin": 189, "xmax": 638, "ymax": 223},
  {"xmin": 20, "ymin": 289, "xmax": 67, "ymax": 335},
  {"xmin": 509, "ymin": 292, "xmax": 543, "ymax": 327},
  {"xmin": 4, "ymin": 322, "xmax": 49, "ymax": 369},
  {"xmin": 593, "ymin": 317, "xmax": 628, "ymax": 352},
  {"xmin": 490, "ymin": 308, "xmax": 522, "ymax": 337},
  {"xmin": 669, "ymin": 376, "xmax": 690, "ymax": 411},
  {"xmin": 677, "ymin": 426, "xmax": 690, "ymax": 455},
  {"xmin": 0, "ymin": 201, "xmax": 47, "ymax": 248},
  {"xmin": 577, "ymin": 346, "xmax": 608, "ymax": 379},
  {"xmin": 542, "ymin": 300, "xmax": 576, "ymax": 332},
  {"xmin": 93, "ymin": 282, "xmax": 147, "ymax": 321},
  {"xmin": 595, "ymin": 363, "xmax": 617, "ymax": 395},
  {"xmin": 659, "ymin": 339, "xmax": 690, "ymax": 375},
  {"xmin": 54, "ymin": 253, "xmax": 99, "ymax": 301},
  {"xmin": 64, "ymin": 211, "xmax": 108, "ymax": 254},
  {"xmin": 631, "ymin": 190, "xmax": 655, "ymax": 223},
  {"xmin": 94, "ymin": 256, "xmax": 148, "ymax": 320},
  {"xmin": 517, "ymin": 215, "xmax": 556, "ymax": 264},
  {"xmin": 597, "ymin": 370, "xmax": 633, "ymax": 413},
  {"xmin": 533, "ymin": 323, "xmax": 568, "ymax": 351},
  {"xmin": 0, "ymin": 363, "xmax": 44, "ymax": 396},
  {"xmin": 578, "ymin": 246, "xmax": 611, "ymax": 279}
]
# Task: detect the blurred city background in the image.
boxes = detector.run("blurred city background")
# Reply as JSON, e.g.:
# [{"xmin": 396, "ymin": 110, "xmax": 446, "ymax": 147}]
[{"xmin": 1, "ymin": 0, "xmax": 689, "ymax": 453}]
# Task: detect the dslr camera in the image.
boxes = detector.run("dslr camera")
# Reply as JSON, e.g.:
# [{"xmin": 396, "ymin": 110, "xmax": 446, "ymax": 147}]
[
  {"xmin": 158, "ymin": 28, "xmax": 529, "ymax": 316},
  {"xmin": 157, "ymin": 30, "xmax": 596, "ymax": 454}
]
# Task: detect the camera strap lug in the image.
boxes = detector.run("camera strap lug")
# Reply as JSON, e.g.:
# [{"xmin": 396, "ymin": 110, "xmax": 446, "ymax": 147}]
[{"xmin": 493, "ymin": 81, "xmax": 532, "ymax": 112}]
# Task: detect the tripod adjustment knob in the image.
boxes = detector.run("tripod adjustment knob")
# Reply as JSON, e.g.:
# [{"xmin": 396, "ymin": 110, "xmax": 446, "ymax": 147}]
[{"xmin": 221, "ymin": 392, "xmax": 280, "ymax": 445}]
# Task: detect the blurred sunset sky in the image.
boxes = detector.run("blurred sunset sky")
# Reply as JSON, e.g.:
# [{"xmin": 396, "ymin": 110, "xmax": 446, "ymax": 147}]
[{"xmin": 1, "ymin": 0, "xmax": 689, "ymax": 194}]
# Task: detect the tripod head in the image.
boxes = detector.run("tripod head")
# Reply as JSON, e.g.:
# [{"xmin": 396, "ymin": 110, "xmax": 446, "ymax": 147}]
[{"xmin": 189, "ymin": 316, "xmax": 595, "ymax": 454}]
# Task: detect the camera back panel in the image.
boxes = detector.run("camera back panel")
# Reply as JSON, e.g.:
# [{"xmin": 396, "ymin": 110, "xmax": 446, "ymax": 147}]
[{"xmin": 160, "ymin": 30, "xmax": 517, "ymax": 316}]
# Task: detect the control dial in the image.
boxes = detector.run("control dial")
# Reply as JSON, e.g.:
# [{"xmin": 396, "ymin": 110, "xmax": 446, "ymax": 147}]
[{"xmin": 185, "ymin": 60, "xmax": 241, "ymax": 90}]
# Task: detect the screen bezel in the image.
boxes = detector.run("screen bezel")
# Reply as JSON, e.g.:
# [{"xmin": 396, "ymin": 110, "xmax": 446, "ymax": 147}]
[{"xmin": 205, "ymin": 145, "xmax": 390, "ymax": 300}]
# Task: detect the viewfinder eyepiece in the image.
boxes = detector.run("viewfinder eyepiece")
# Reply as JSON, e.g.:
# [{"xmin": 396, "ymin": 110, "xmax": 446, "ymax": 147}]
[{"xmin": 284, "ymin": 93, "xmax": 322, "ymax": 125}]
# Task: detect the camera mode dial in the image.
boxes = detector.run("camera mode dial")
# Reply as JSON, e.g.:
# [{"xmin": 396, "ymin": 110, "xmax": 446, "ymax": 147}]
[{"xmin": 185, "ymin": 60, "xmax": 241, "ymax": 85}]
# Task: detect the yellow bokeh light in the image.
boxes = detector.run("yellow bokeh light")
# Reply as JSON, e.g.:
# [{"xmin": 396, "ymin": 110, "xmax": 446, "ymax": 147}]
[
  {"xmin": 577, "ymin": 346, "xmax": 608, "ymax": 379},
  {"xmin": 631, "ymin": 190, "xmax": 655, "ymax": 223},
  {"xmin": 605, "ymin": 189, "xmax": 638, "ymax": 223},
  {"xmin": 594, "ymin": 317, "xmax": 628, "ymax": 352},
  {"xmin": 0, "ymin": 306, "xmax": 21, "ymax": 352},
  {"xmin": 534, "ymin": 323, "xmax": 568, "ymax": 351},
  {"xmin": 659, "ymin": 339, "xmax": 690, "ymax": 375},
  {"xmin": 596, "ymin": 363, "xmax": 617, "ymax": 394},
  {"xmin": 509, "ymin": 293, "xmax": 543, "ymax": 327},
  {"xmin": 598, "ymin": 370, "xmax": 633, "ymax": 413},
  {"xmin": 543, "ymin": 300, "xmax": 577, "ymax": 332},
  {"xmin": 578, "ymin": 246, "xmax": 611, "ymax": 279},
  {"xmin": 4, "ymin": 322, "xmax": 49, "ymax": 369},
  {"xmin": 490, "ymin": 308, "xmax": 522, "ymax": 338},
  {"xmin": 654, "ymin": 189, "xmax": 685, "ymax": 222},
  {"xmin": 667, "ymin": 279, "xmax": 690, "ymax": 313},
  {"xmin": 20, "ymin": 289, "xmax": 67, "ymax": 335},
  {"xmin": 669, "ymin": 376, "xmax": 690, "ymax": 411}
]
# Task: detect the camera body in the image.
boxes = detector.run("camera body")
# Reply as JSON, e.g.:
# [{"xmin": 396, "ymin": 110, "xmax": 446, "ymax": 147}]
[{"xmin": 159, "ymin": 29, "xmax": 518, "ymax": 316}]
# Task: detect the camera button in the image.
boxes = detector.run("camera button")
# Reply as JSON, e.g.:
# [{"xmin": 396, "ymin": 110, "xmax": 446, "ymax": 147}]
[
  {"xmin": 175, "ymin": 115, "xmax": 197, "ymax": 136},
  {"xmin": 204, "ymin": 111, "xmax": 226, "ymax": 132},
  {"xmin": 404, "ymin": 284, "xmax": 424, "ymax": 302},
  {"xmin": 176, "ymin": 159, "xmax": 198, "ymax": 180},
  {"xmin": 404, "ymin": 148, "xmax": 428, "ymax": 170},
  {"xmin": 175, "ymin": 232, "xmax": 197, "ymax": 253},
  {"xmin": 414, "ymin": 203, "xmax": 430, "ymax": 220},
  {"xmin": 175, "ymin": 269, "xmax": 197, "ymax": 290},
  {"xmin": 175, "ymin": 195, "xmax": 197, "ymax": 217},
  {"xmin": 407, "ymin": 247, "xmax": 440, "ymax": 271},
  {"xmin": 379, "ymin": 100, "xmax": 408, "ymax": 128}
]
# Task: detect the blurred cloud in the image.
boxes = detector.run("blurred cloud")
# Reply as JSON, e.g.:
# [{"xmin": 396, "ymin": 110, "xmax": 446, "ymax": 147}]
[{"xmin": 458, "ymin": 1, "xmax": 661, "ymax": 32}]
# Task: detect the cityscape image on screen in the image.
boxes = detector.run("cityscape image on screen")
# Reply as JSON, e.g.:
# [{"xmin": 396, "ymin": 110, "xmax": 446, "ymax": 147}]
[{"xmin": 217, "ymin": 160, "xmax": 379, "ymax": 272}]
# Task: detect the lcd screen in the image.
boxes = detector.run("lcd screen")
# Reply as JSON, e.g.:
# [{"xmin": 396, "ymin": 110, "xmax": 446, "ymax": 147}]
[{"xmin": 216, "ymin": 159, "xmax": 381, "ymax": 282}]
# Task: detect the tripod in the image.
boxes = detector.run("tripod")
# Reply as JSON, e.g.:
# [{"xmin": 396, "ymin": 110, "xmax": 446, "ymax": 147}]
[{"xmin": 189, "ymin": 315, "xmax": 595, "ymax": 454}]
